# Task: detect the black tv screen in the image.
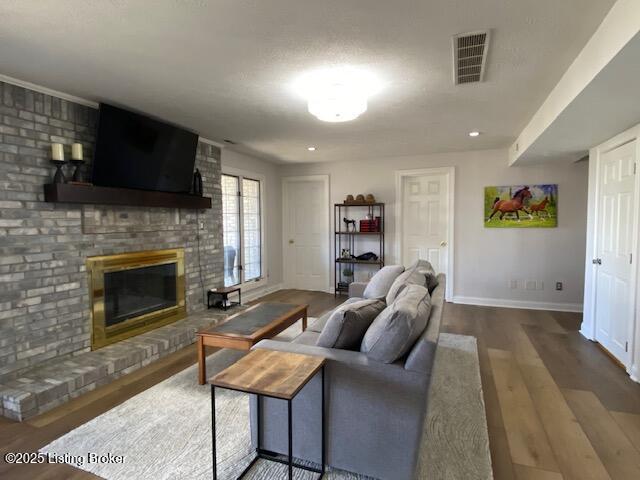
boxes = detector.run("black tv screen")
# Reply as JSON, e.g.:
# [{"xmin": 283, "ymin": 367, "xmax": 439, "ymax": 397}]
[{"xmin": 92, "ymin": 104, "xmax": 198, "ymax": 193}]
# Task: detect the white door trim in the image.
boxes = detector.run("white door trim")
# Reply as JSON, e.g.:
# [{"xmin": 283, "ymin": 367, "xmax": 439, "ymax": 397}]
[
  {"xmin": 582, "ymin": 123, "xmax": 640, "ymax": 381},
  {"xmin": 281, "ymin": 175, "xmax": 331, "ymax": 293},
  {"xmin": 395, "ymin": 167, "xmax": 455, "ymax": 301}
]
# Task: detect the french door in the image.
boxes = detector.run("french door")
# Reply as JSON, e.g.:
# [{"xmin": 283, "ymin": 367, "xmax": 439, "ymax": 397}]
[{"xmin": 221, "ymin": 173, "xmax": 262, "ymax": 287}]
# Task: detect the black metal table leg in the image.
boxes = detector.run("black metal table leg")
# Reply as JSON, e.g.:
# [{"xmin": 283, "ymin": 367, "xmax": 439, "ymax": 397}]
[
  {"xmin": 257, "ymin": 394, "xmax": 261, "ymax": 453},
  {"xmin": 321, "ymin": 365, "xmax": 325, "ymax": 478},
  {"xmin": 211, "ymin": 385, "xmax": 217, "ymax": 480},
  {"xmin": 288, "ymin": 399, "xmax": 293, "ymax": 480},
  {"xmin": 212, "ymin": 372, "xmax": 324, "ymax": 479}
]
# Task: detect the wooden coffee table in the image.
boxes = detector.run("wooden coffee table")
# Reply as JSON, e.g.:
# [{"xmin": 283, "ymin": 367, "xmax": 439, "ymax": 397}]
[
  {"xmin": 196, "ymin": 302, "xmax": 308, "ymax": 385},
  {"xmin": 210, "ymin": 348, "xmax": 326, "ymax": 479}
]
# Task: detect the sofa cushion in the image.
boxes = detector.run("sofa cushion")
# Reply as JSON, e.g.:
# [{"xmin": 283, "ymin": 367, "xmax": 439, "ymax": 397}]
[
  {"xmin": 385, "ymin": 267, "xmax": 427, "ymax": 304},
  {"xmin": 361, "ymin": 284, "xmax": 432, "ymax": 363},
  {"xmin": 316, "ymin": 299, "xmax": 386, "ymax": 350},
  {"xmin": 308, "ymin": 298, "xmax": 363, "ymax": 333},
  {"xmin": 408, "ymin": 259, "xmax": 439, "ymax": 292},
  {"xmin": 362, "ymin": 265, "xmax": 405, "ymax": 299},
  {"xmin": 292, "ymin": 330, "xmax": 321, "ymax": 346}
]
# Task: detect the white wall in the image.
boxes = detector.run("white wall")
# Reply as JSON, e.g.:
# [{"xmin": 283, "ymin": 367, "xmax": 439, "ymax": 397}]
[
  {"xmin": 281, "ymin": 148, "xmax": 588, "ymax": 310},
  {"xmin": 221, "ymin": 149, "xmax": 283, "ymax": 294}
]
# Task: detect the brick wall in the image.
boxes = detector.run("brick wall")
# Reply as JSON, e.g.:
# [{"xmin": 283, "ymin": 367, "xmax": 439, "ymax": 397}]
[{"xmin": 0, "ymin": 81, "xmax": 224, "ymax": 379}]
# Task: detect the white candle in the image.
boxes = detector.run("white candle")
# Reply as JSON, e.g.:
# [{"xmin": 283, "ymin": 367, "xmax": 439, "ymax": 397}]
[
  {"xmin": 71, "ymin": 143, "xmax": 83, "ymax": 161},
  {"xmin": 51, "ymin": 143, "xmax": 64, "ymax": 161}
]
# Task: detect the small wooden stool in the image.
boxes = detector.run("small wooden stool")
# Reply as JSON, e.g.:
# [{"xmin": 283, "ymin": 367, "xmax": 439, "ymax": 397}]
[{"xmin": 207, "ymin": 286, "xmax": 241, "ymax": 310}]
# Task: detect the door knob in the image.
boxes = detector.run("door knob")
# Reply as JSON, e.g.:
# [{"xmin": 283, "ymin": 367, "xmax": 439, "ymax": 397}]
[
  {"xmin": 592, "ymin": 258, "xmax": 602, "ymax": 265},
  {"xmin": 440, "ymin": 241, "xmax": 447, "ymax": 247},
  {"xmin": 289, "ymin": 239, "xmax": 295, "ymax": 244}
]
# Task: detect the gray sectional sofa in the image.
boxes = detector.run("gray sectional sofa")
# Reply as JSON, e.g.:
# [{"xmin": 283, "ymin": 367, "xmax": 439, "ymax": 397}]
[{"xmin": 250, "ymin": 261, "xmax": 445, "ymax": 480}]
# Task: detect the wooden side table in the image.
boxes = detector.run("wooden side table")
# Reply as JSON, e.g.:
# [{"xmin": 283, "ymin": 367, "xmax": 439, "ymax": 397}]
[
  {"xmin": 210, "ymin": 348, "xmax": 326, "ymax": 479},
  {"xmin": 207, "ymin": 286, "xmax": 241, "ymax": 310},
  {"xmin": 197, "ymin": 302, "xmax": 308, "ymax": 385}
]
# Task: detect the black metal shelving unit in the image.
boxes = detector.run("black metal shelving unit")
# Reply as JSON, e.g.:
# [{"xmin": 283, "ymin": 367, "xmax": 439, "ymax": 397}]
[{"xmin": 334, "ymin": 202, "xmax": 385, "ymax": 296}]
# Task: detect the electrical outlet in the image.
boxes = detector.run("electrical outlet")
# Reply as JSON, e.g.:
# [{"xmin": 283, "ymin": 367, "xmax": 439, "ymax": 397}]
[
  {"xmin": 556, "ymin": 282, "xmax": 563, "ymax": 291},
  {"xmin": 537, "ymin": 281, "xmax": 544, "ymax": 291},
  {"xmin": 509, "ymin": 279, "xmax": 518, "ymax": 289},
  {"xmin": 199, "ymin": 221, "xmax": 205, "ymax": 230},
  {"xmin": 525, "ymin": 280, "xmax": 536, "ymax": 291}
]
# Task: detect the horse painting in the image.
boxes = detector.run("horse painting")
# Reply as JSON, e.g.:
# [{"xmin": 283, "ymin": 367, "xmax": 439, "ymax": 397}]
[
  {"xmin": 487, "ymin": 186, "xmax": 532, "ymax": 221},
  {"xmin": 530, "ymin": 197, "xmax": 550, "ymax": 217},
  {"xmin": 484, "ymin": 184, "xmax": 558, "ymax": 228}
]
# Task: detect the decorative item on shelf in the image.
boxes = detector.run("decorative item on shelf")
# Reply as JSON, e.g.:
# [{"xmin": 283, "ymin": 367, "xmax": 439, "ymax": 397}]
[
  {"xmin": 343, "ymin": 217, "xmax": 356, "ymax": 232},
  {"xmin": 69, "ymin": 143, "xmax": 88, "ymax": 184},
  {"xmin": 341, "ymin": 248, "xmax": 352, "ymax": 259},
  {"xmin": 50, "ymin": 143, "xmax": 66, "ymax": 184},
  {"xmin": 365, "ymin": 193, "xmax": 376, "ymax": 203},
  {"xmin": 359, "ymin": 216, "xmax": 381, "ymax": 232},
  {"xmin": 342, "ymin": 267, "xmax": 354, "ymax": 278},
  {"xmin": 192, "ymin": 168, "xmax": 203, "ymax": 196},
  {"xmin": 356, "ymin": 252, "xmax": 379, "ymax": 261},
  {"xmin": 344, "ymin": 194, "xmax": 355, "ymax": 204},
  {"xmin": 337, "ymin": 281, "xmax": 349, "ymax": 290},
  {"xmin": 355, "ymin": 194, "xmax": 365, "ymax": 203}
]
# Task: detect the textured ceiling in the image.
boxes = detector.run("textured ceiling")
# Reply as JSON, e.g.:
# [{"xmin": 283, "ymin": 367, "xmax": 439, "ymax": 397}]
[{"xmin": 0, "ymin": 0, "xmax": 616, "ymax": 163}]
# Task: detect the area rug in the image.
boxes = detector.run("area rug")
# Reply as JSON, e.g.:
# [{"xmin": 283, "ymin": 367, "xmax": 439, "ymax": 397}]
[{"xmin": 41, "ymin": 330, "xmax": 492, "ymax": 479}]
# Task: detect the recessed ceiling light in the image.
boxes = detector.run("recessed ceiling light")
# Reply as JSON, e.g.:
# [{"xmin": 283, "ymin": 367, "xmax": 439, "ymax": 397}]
[
  {"xmin": 293, "ymin": 66, "xmax": 382, "ymax": 123},
  {"xmin": 307, "ymin": 146, "xmax": 316, "ymax": 151},
  {"xmin": 469, "ymin": 131, "xmax": 480, "ymax": 137}
]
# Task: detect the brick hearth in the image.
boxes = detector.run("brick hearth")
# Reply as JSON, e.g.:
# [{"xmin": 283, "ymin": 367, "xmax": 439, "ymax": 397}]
[{"xmin": 0, "ymin": 309, "xmax": 234, "ymax": 421}]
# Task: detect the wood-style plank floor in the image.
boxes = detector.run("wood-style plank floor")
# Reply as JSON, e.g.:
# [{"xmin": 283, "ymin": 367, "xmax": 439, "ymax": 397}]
[
  {"xmin": 1, "ymin": 290, "xmax": 640, "ymax": 480},
  {"xmin": 443, "ymin": 302, "xmax": 640, "ymax": 480}
]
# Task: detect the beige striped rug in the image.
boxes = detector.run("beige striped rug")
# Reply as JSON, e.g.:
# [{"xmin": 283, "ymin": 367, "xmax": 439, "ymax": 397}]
[{"xmin": 41, "ymin": 331, "xmax": 491, "ymax": 479}]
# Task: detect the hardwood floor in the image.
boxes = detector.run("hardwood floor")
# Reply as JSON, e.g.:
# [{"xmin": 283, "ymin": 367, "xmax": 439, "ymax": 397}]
[
  {"xmin": 1, "ymin": 290, "xmax": 640, "ymax": 479},
  {"xmin": 442, "ymin": 302, "xmax": 640, "ymax": 480}
]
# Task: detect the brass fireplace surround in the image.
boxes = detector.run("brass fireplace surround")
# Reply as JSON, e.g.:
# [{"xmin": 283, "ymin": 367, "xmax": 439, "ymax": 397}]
[{"xmin": 87, "ymin": 248, "xmax": 186, "ymax": 350}]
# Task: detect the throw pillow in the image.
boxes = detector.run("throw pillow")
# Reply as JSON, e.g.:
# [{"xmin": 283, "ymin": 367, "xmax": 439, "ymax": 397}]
[
  {"xmin": 408, "ymin": 259, "xmax": 439, "ymax": 292},
  {"xmin": 316, "ymin": 299, "xmax": 386, "ymax": 350},
  {"xmin": 362, "ymin": 265, "xmax": 405, "ymax": 299},
  {"xmin": 385, "ymin": 267, "xmax": 427, "ymax": 304},
  {"xmin": 361, "ymin": 284, "xmax": 432, "ymax": 363}
]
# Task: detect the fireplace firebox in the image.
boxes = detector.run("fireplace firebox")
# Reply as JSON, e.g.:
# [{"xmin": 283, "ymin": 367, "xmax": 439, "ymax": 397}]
[{"xmin": 87, "ymin": 248, "xmax": 186, "ymax": 349}]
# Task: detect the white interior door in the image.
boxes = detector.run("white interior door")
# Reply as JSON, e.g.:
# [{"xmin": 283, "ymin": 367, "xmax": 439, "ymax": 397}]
[
  {"xmin": 283, "ymin": 176, "xmax": 330, "ymax": 291},
  {"xmin": 398, "ymin": 169, "xmax": 452, "ymax": 289},
  {"xmin": 594, "ymin": 140, "xmax": 636, "ymax": 365}
]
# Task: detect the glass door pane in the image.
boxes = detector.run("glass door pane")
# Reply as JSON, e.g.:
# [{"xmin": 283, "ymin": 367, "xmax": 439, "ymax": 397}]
[
  {"xmin": 242, "ymin": 178, "xmax": 261, "ymax": 281},
  {"xmin": 222, "ymin": 175, "xmax": 241, "ymax": 286}
]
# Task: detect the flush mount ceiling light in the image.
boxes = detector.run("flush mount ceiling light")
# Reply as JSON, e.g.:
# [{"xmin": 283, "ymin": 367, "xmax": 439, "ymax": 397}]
[
  {"xmin": 293, "ymin": 66, "xmax": 382, "ymax": 123},
  {"xmin": 307, "ymin": 146, "xmax": 316, "ymax": 151},
  {"xmin": 469, "ymin": 131, "xmax": 480, "ymax": 137}
]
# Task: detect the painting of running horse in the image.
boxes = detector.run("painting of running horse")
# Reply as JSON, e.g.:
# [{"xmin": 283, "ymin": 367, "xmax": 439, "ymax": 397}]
[{"xmin": 485, "ymin": 184, "xmax": 557, "ymax": 228}]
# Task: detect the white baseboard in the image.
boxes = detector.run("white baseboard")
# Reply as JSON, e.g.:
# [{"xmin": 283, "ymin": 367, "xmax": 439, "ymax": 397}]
[
  {"xmin": 579, "ymin": 328, "xmax": 595, "ymax": 341},
  {"xmin": 240, "ymin": 282, "xmax": 284, "ymax": 303},
  {"xmin": 451, "ymin": 296, "xmax": 583, "ymax": 313}
]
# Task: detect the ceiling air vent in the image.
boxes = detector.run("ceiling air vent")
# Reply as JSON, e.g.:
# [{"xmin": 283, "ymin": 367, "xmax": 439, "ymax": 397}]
[{"xmin": 453, "ymin": 30, "xmax": 490, "ymax": 85}]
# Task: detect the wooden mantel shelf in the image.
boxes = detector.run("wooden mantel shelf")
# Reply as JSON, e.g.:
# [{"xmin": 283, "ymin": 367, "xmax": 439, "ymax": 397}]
[{"xmin": 44, "ymin": 183, "xmax": 212, "ymax": 209}]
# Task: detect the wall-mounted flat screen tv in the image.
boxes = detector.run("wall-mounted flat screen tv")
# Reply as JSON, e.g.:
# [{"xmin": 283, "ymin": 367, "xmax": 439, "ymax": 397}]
[{"xmin": 92, "ymin": 104, "xmax": 198, "ymax": 193}]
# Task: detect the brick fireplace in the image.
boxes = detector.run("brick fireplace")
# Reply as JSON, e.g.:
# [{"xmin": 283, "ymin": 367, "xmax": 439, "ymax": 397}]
[
  {"xmin": 0, "ymin": 81, "xmax": 226, "ymax": 419},
  {"xmin": 87, "ymin": 248, "xmax": 187, "ymax": 349}
]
